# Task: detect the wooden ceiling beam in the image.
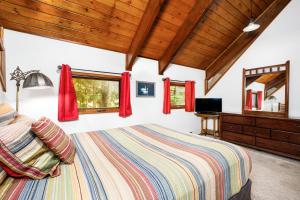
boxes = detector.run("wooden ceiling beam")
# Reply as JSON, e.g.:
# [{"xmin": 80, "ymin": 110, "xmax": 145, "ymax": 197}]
[
  {"xmin": 204, "ymin": 0, "xmax": 291, "ymax": 94},
  {"xmin": 158, "ymin": 0, "xmax": 214, "ymax": 75},
  {"xmin": 126, "ymin": 0, "xmax": 165, "ymax": 71}
]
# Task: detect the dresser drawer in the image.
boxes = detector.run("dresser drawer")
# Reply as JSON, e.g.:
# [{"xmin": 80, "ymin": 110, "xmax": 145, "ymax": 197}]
[
  {"xmin": 222, "ymin": 115, "xmax": 255, "ymax": 126},
  {"xmin": 272, "ymin": 130, "xmax": 300, "ymax": 145},
  {"xmin": 256, "ymin": 137, "xmax": 300, "ymax": 157},
  {"xmin": 223, "ymin": 123, "xmax": 242, "ymax": 133},
  {"xmin": 243, "ymin": 126, "xmax": 270, "ymax": 138},
  {"xmin": 222, "ymin": 131, "xmax": 255, "ymax": 145},
  {"xmin": 256, "ymin": 118, "xmax": 300, "ymax": 133}
]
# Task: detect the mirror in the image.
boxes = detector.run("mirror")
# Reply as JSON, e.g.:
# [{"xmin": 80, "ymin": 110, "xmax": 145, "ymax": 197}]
[{"xmin": 242, "ymin": 61, "xmax": 289, "ymax": 118}]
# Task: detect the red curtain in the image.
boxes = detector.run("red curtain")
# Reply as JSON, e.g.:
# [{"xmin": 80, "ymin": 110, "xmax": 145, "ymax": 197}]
[
  {"xmin": 185, "ymin": 81, "xmax": 195, "ymax": 112},
  {"xmin": 58, "ymin": 64, "xmax": 78, "ymax": 121},
  {"xmin": 245, "ymin": 89, "xmax": 252, "ymax": 110},
  {"xmin": 163, "ymin": 78, "xmax": 171, "ymax": 114},
  {"xmin": 257, "ymin": 91, "xmax": 263, "ymax": 110},
  {"xmin": 119, "ymin": 72, "xmax": 132, "ymax": 117}
]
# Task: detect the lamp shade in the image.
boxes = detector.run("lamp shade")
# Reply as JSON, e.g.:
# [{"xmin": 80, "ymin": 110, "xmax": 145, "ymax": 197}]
[
  {"xmin": 243, "ymin": 21, "xmax": 260, "ymax": 32},
  {"xmin": 23, "ymin": 72, "xmax": 53, "ymax": 89}
]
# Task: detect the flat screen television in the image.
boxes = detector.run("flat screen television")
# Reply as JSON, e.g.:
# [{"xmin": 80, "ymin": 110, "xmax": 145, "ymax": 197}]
[{"xmin": 195, "ymin": 98, "xmax": 222, "ymax": 114}]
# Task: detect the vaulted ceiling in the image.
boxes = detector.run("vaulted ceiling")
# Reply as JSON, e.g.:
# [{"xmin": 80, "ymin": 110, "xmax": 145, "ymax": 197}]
[{"xmin": 0, "ymin": 0, "xmax": 290, "ymax": 93}]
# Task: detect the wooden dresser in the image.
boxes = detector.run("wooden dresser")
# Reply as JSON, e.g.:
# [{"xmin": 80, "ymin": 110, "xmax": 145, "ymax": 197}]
[{"xmin": 220, "ymin": 113, "xmax": 300, "ymax": 160}]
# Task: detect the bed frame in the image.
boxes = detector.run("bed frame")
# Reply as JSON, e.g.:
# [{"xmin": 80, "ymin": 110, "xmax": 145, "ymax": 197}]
[{"xmin": 230, "ymin": 179, "xmax": 252, "ymax": 200}]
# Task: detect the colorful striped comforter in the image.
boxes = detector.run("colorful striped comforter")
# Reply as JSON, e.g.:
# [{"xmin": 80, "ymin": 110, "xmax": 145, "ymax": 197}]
[{"xmin": 0, "ymin": 124, "xmax": 251, "ymax": 200}]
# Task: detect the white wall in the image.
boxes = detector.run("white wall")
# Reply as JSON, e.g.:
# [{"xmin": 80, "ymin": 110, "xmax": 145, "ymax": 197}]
[
  {"xmin": 0, "ymin": 29, "xmax": 205, "ymax": 134},
  {"xmin": 206, "ymin": 0, "xmax": 300, "ymax": 118}
]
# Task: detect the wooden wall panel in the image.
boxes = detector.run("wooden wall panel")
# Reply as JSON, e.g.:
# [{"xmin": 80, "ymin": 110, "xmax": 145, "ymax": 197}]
[{"xmin": 0, "ymin": 26, "xmax": 5, "ymax": 92}]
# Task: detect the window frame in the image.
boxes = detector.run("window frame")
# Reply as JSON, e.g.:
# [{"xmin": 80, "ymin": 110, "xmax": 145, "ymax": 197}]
[
  {"xmin": 72, "ymin": 71, "xmax": 121, "ymax": 114},
  {"xmin": 170, "ymin": 82, "xmax": 185, "ymax": 109}
]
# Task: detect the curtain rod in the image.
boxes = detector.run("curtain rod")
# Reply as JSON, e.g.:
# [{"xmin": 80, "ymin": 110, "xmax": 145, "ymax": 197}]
[
  {"xmin": 57, "ymin": 65, "xmax": 129, "ymax": 76},
  {"xmin": 162, "ymin": 78, "xmax": 196, "ymax": 83}
]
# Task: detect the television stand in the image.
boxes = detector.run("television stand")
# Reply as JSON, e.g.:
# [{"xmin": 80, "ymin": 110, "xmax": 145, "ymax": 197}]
[{"xmin": 195, "ymin": 113, "xmax": 220, "ymax": 138}]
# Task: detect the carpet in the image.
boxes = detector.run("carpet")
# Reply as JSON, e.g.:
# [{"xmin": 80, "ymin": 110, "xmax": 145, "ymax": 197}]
[{"xmin": 247, "ymin": 148, "xmax": 300, "ymax": 200}]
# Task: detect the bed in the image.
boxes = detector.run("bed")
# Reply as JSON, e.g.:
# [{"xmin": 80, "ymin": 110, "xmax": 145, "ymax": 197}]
[{"xmin": 0, "ymin": 124, "xmax": 252, "ymax": 200}]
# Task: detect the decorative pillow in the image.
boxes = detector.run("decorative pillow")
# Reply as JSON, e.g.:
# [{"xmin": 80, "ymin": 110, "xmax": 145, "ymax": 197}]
[
  {"xmin": 31, "ymin": 117, "xmax": 76, "ymax": 164},
  {"xmin": 0, "ymin": 167, "xmax": 6, "ymax": 185},
  {"xmin": 0, "ymin": 118, "xmax": 61, "ymax": 180},
  {"xmin": 0, "ymin": 103, "xmax": 17, "ymax": 127}
]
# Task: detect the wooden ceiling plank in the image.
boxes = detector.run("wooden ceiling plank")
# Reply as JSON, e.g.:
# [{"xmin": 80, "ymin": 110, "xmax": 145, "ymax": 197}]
[
  {"xmin": 0, "ymin": 19, "xmax": 128, "ymax": 53},
  {"xmin": 206, "ymin": 10, "xmax": 241, "ymax": 35},
  {"xmin": 0, "ymin": 1, "xmax": 133, "ymax": 45},
  {"xmin": 217, "ymin": 0, "xmax": 249, "ymax": 26},
  {"xmin": 158, "ymin": 0, "xmax": 215, "ymax": 75},
  {"xmin": 6, "ymin": 0, "xmax": 138, "ymax": 38},
  {"xmin": 225, "ymin": 0, "xmax": 253, "ymax": 19},
  {"xmin": 194, "ymin": 22, "xmax": 236, "ymax": 43},
  {"xmin": 118, "ymin": 0, "xmax": 149, "ymax": 11},
  {"xmin": 39, "ymin": 0, "xmax": 142, "ymax": 26},
  {"xmin": 204, "ymin": 0, "xmax": 291, "ymax": 94},
  {"xmin": 0, "ymin": 13, "xmax": 129, "ymax": 51},
  {"xmin": 253, "ymin": 0, "xmax": 268, "ymax": 10},
  {"xmin": 241, "ymin": 0, "xmax": 261, "ymax": 18},
  {"xmin": 126, "ymin": 0, "xmax": 164, "ymax": 71}
]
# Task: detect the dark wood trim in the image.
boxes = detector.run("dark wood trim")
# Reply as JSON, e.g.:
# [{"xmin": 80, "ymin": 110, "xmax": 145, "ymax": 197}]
[
  {"xmin": 72, "ymin": 71, "xmax": 121, "ymax": 81},
  {"xmin": 170, "ymin": 105, "xmax": 185, "ymax": 110},
  {"xmin": 0, "ymin": 26, "xmax": 6, "ymax": 92},
  {"xmin": 126, "ymin": 0, "xmax": 165, "ymax": 71},
  {"xmin": 285, "ymin": 60, "xmax": 290, "ymax": 118},
  {"xmin": 204, "ymin": 0, "xmax": 291, "ymax": 94},
  {"xmin": 170, "ymin": 81, "xmax": 185, "ymax": 87},
  {"xmin": 158, "ymin": 0, "xmax": 214, "ymax": 75},
  {"xmin": 242, "ymin": 61, "xmax": 289, "ymax": 118},
  {"xmin": 78, "ymin": 108, "xmax": 119, "ymax": 114}
]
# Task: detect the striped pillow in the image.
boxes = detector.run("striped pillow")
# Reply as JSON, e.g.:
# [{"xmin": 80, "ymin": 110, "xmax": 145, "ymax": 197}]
[
  {"xmin": 0, "ymin": 103, "xmax": 17, "ymax": 127},
  {"xmin": 0, "ymin": 119, "xmax": 61, "ymax": 180},
  {"xmin": 31, "ymin": 117, "xmax": 76, "ymax": 164}
]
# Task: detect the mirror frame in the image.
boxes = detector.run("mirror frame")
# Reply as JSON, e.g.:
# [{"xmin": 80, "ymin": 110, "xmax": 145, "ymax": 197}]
[{"xmin": 242, "ymin": 61, "xmax": 290, "ymax": 118}]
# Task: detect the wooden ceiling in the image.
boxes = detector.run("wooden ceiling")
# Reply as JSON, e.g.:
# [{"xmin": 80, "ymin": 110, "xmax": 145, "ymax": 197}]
[
  {"xmin": 0, "ymin": 0, "xmax": 290, "ymax": 92},
  {"xmin": 256, "ymin": 72, "xmax": 282, "ymax": 84}
]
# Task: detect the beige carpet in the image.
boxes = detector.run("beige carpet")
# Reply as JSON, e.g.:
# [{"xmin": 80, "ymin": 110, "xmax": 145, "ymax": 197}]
[{"xmin": 247, "ymin": 148, "xmax": 300, "ymax": 200}]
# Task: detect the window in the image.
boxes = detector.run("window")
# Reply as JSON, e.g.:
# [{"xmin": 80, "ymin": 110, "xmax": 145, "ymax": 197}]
[
  {"xmin": 252, "ymin": 92, "xmax": 258, "ymax": 109},
  {"xmin": 72, "ymin": 72, "xmax": 120, "ymax": 114},
  {"xmin": 170, "ymin": 82, "xmax": 185, "ymax": 109}
]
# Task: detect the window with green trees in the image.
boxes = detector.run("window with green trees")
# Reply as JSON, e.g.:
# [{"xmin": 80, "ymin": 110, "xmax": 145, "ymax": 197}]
[
  {"xmin": 170, "ymin": 83, "xmax": 185, "ymax": 109},
  {"xmin": 72, "ymin": 73, "xmax": 120, "ymax": 114}
]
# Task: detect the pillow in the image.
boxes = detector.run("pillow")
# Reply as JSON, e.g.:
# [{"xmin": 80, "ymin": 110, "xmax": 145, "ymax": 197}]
[
  {"xmin": 0, "ymin": 103, "xmax": 17, "ymax": 127},
  {"xmin": 0, "ymin": 166, "xmax": 6, "ymax": 185},
  {"xmin": 0, "ymin": 119, "xmax": 61, "ymax": 180},
  {"xmin": 31, "ymin": 117, "xmax": 76, "ymax": 164}
]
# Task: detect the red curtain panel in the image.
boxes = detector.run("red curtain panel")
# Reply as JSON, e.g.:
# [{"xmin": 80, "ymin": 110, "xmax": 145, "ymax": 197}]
[
  {"xmin": 58, "ymin": 64, "xmax": 78, "ymax": 121},
  {"xmin": 245, "ymin": 89, "xmax": 252, "ymax": 110},
  {"xmin": 257, "ymin": 91, "xmax": 263, "ymax": 110},
  {"xmin": 185, "ymin": 81, "xmax": 195, "ymax": 112},
  {"xmin": 119, "ymin": 72, "xmax": 132, "ymax": 117},
  {"xmin": 163, "ymin": 78, "xmax": 171, "ymax": 114}
]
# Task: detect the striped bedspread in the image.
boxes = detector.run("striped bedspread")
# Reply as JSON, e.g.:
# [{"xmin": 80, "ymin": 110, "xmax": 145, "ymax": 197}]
[{"xmin": 0, "ymin": 124, "xmax": 251, "ymax": 200}]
